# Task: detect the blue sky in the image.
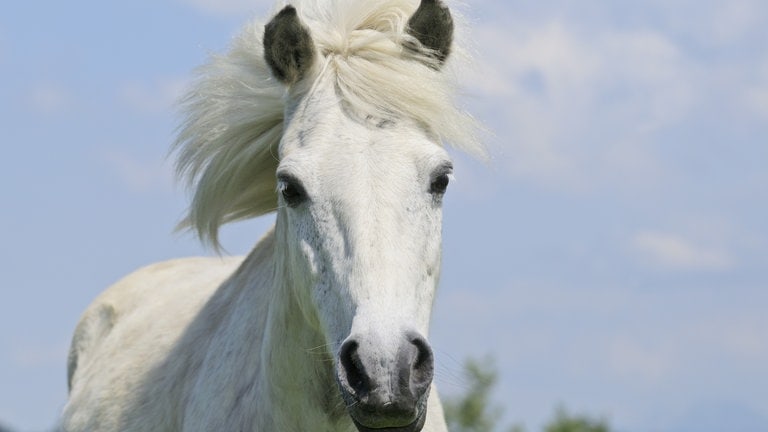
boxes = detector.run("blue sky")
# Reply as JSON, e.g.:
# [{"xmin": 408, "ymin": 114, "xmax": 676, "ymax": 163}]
[{"xmin": 1, "ymin": 1, "xmax": 767, "ymax": 431}]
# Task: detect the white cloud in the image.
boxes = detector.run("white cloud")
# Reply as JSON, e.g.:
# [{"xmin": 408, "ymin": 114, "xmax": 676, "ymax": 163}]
[
  {"xmin": 0, "ymin": 29, "xmax": 5, "ymax": 65},
  {"xmin": 119, "ymin": 77, "xmax": 189, "ymax": 115},
  {"xmin": 655, "ymin": 0, "xmax": 768, "ymax": 48},
  {"xmin": 630, "ymin": 231, "xmax": 733, "ymax": 271},
  {"xmin": 711, "ymin": 317, "xmax": 768, "ymax": 361},
  {"xmin": 26, "ymin": 83, "xmax": 76, "ymax": 114},
  {"xmin": 744, "ymin": 59, "xmax": 768, "ymax": 120},
  {"xmin": 468, "ymin": 18, "xmax": 698, "ymax": 191},
  {"xmin": 607, "ymin": 338, "xmax": 674, "ymax": 383},
  {"xmin": 178, "ymin": 0, "xmax": 273, "ymax": 16},
  {"xmin": 12, "ymin": 342, "xmax": 68, "ymax": 368},
  {"xmin": 102, "ymin": 150, "xmax": 174, "ymax": 193},
  {"xmin": 602, "ymin": 304, "xmax": 768, "ymax": 407},
  {"xmin": 710, "ymin": 0, "xmax": 765, "ymax": 45}
]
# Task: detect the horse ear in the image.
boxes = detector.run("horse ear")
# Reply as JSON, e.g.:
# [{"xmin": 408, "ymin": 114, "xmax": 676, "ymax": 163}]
[
  {"xmin": 406, "ymin": 0, "xmax": 454, "ymax": 66},
  {"xmin": 264, "ymin": 6, "xmax": 316, "ymax": 84}
]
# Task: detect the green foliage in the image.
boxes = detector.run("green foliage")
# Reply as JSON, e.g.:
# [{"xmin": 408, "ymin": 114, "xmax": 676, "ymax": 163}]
[
  {"xmin": 543, "ymin": 406, "xmax": 610, "ymax": 432},
  {"xmin": 443, "ymin": 358, "xmax": 612, "ymax": 432},
  {"xmin": 443, "ymin": 357, "xmax": 503, "ymax": 432}
]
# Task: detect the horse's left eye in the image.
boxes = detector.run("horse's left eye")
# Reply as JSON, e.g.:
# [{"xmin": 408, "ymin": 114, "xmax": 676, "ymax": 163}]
[{"xmin": 278, "ymin": 175, "xmax": 308, "ymax": 207}]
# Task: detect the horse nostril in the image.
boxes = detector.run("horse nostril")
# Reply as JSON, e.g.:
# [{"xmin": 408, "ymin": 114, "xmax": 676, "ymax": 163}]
[
  {"xmin": 406, "ymin": 334, "xmax": 434, "ymax": 396},
  {"xmin": 339, "ymin": 339, "xmax": 370, "ymax": 396}
]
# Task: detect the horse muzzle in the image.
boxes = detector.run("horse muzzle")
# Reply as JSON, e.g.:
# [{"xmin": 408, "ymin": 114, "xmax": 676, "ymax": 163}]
[
  {"xmin": 336, "ymin": 331, "xmax": 434, "ymax": 432},
  {"xmin": 350, "ymin": 408, "xmax": 428, "ymax": 432}
]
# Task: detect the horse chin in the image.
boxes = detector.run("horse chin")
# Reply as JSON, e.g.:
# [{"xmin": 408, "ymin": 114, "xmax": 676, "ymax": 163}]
[{"xmin": 350, "ymin": 408, "xmax": 427, "ymax": 432}]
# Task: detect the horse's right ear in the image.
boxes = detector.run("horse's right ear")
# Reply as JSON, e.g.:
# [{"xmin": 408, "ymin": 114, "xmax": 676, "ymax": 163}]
[
  {"xmin": 406, "ymin": 0, "xmax": 454, "ymax": 67},
  {"xmin": 264, "ymin": 6, "xmax": 316, "ymax": 85}
]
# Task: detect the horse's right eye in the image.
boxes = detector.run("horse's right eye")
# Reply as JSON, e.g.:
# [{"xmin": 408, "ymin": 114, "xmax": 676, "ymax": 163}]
[
  {"xmin": 430, "ymin": 173, "xmax": 450, "ymax": 195},
  {"xmin": 278, "ymin": 174, "xmax": 308, "ymax": 207},
  {"xmin": 429, "ymin": 162, "xmax": 453, "ymax": 197}
]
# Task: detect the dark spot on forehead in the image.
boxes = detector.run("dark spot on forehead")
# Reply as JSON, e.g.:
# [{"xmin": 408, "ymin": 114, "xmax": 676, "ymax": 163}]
[
  {"xmin": 363, "ymin": 114, "xmax": 397, "ymax": 129},
  {"xmin": 376, "ymin": 119, "xmax": 396, "ymax": 129}
]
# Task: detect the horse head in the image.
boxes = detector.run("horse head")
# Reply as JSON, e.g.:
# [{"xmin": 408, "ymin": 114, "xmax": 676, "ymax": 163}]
[{"xmin": 265, "ymin": 2, "xmax": 456, "ymax": 430}]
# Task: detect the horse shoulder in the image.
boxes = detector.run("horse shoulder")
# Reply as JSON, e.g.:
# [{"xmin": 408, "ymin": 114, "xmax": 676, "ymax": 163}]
[{"xmin": 63, "ymin": 256, "xmax": 243, "ymax": 431}]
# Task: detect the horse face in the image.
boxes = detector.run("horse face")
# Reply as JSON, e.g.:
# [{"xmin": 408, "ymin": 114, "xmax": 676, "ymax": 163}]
[
  {"xmin": 266, "ymin": 3, "xmax": 456, "ymax": 430},
  {"xmin": 276, "ymin": 87, "xmax": 451, "ymax": 430}
]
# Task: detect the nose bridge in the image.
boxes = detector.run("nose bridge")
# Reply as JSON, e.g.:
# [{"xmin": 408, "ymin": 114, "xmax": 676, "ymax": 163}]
[
  {"xmin": 316, "ymin": 179, "xmax": 434, "ymax": 350},
  {"xmin": 324, "ymin": 155, "xmax": 436, "ymax": 346},
  {"xmin": 337, "ymin": 193, "xmax": 422, "ymax": 304},
  {"xmin": 346, "ymin": 263, "xmax": 428, "ymax": 346}
]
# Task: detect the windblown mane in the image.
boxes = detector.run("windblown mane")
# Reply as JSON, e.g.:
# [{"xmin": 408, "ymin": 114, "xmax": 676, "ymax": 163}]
[{"xmin": 174, "ymin": 0, "xmax": 483, "ymax": 247}]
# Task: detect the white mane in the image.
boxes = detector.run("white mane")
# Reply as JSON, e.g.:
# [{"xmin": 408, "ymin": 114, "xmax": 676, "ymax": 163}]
[{"xmin": 174, "ymin": 0, "xmax": 483, "ymax": 247}]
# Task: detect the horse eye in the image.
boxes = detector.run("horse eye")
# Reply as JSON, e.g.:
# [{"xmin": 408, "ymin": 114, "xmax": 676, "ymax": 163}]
[
  {"xmin": 278, "ymin": 175, "xmax": 308, "ymax": 207},
  {"xmin": 429, "ymin": 173, "xmax": 450, "ymax": 195}
]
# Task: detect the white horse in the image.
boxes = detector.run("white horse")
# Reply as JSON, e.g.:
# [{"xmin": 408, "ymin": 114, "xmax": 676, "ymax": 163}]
[{"xmin": 61, "ymin": 0, "xmax": 483, "ymax": 431}]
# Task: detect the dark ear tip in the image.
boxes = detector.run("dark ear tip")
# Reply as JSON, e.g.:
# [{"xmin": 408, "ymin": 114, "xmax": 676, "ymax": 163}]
[
  {"xmin": 263, "ymin": 4, "xmax": 315, "ymax": 85},
  {"xmin": 276, "ymin": 5, "xmax": 297, "ymax": 16},
  {"xmin": 406, "ymin": 0, "xmax": 454, "ymax": 67}
]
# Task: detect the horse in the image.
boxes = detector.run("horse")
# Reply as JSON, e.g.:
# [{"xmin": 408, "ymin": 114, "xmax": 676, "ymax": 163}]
[{"xmin": 61, "ymin": 0, "xmax": 483, "ymax": 430}]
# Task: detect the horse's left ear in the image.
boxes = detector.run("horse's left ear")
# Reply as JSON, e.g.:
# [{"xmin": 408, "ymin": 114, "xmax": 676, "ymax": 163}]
[
  {"xmin": 264, "ymin": 5, "xmax": 316, "ymax": 85},
  {"xmin": 406, "ymin": 0, "xmax": 454, "ymax": 67}
]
